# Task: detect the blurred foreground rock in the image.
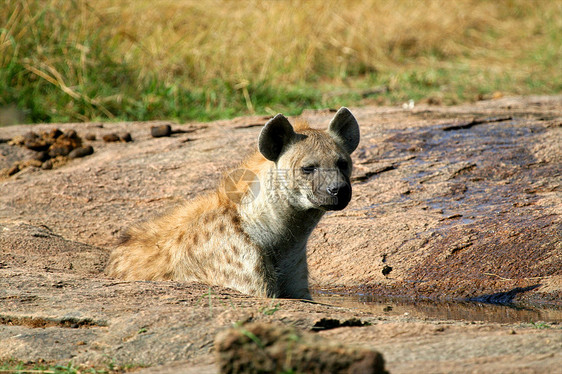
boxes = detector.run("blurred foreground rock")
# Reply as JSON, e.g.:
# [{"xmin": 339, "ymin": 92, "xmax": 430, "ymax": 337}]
[{"xmin": 215, "ymin": 322, "xmax": 387, "ymax": 374}]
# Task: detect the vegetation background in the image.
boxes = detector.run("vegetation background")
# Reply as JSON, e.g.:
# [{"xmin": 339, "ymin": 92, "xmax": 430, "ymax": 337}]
[{"xmin": 1, "ymin": 0, "xmax": 561, "ymax": 125}]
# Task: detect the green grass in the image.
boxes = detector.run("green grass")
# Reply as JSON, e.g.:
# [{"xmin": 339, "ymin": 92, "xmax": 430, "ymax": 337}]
[
  {"xmin": 1, "ymin": 0, "xmax": 561, "ymax": 125},
  {"xmin": 0, "ymin": 360, "xmax": 95, "ymax": 374},
  {"xmin": 528, "ymin": 321, "xmax": 553, "ymax": 329},
  {"xmin": 0, "ymin": 359, "xmax": 145, "ymax": 373}
]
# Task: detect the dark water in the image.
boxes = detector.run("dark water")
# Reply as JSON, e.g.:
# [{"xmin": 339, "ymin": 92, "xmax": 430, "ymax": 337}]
[{"xmin": 311, "ymin": 291, "xmax": 562, "ymax": 324}]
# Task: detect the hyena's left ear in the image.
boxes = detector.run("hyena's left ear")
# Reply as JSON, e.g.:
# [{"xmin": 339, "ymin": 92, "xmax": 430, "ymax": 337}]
[
  {"xmin": 328, "ymin": 107, "xmax": 360, "ymax": 154},
  {"xmin": 259, "ymin": 114, "xmax": 297, "ymax": 161}
]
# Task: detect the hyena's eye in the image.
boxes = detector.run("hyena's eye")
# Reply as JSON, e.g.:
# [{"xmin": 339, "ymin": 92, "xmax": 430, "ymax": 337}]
[{"xmin": 301, "ymin": 165, "xmax": 317, "ymax": 175}]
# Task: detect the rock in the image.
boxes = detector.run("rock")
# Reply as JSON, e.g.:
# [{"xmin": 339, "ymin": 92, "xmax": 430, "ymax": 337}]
[
  {"xmin": 68, "ymin": 146, "xmax": 94, "ymax": 159},
  {"xmin": 85, "ymin": 133, "xmax": 96, "ymax": 141},
  {"xmin": 0, "ymin": 96, "xmax": 561, "ymax": 373},
  {"xmin": 215, "ymin": 322, "xmax": 387, "ymax": 374},
  {"xmin": 151, "ymin": 124, "xmax": 172, "ymax": 138}
]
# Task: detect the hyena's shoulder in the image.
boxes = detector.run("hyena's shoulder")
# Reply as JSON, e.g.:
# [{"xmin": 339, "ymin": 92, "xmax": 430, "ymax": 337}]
[{"xmin": 106, "ymin": 192, "xmax": 230, "ymax": 280}]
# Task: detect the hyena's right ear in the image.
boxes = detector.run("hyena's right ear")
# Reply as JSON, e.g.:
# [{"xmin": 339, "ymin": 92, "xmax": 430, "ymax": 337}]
[
  {"xmin": 328, "ymin": 107, "xmax": 360, "ymax": 154},
  {"xmin": 258, "ymin": 114, "xmax": 297, "ymax": 161}
]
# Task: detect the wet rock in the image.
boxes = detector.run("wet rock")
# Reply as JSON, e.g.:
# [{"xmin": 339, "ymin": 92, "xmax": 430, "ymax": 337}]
[
  {"xmin": 215, "ymin": 322, "xmax": 387, "ymax": 374},
  {"xmin": 151, "ymin": 124, "xmax": 172, "ymax": 138},
  {"xmin": 68, "ymin": 146, "xmax": 94, "ymax": 159}
]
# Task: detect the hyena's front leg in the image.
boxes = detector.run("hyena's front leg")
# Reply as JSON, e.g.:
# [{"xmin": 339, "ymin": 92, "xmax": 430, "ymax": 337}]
[{"xmin": 277, "ymin": 254, "xmax": 312, "ymax": 300}]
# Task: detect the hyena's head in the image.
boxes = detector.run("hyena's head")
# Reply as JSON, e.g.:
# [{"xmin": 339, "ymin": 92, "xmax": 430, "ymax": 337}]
[{"xmin": 258, "ymin": 107, "xmax": 360, "ymax": 211}]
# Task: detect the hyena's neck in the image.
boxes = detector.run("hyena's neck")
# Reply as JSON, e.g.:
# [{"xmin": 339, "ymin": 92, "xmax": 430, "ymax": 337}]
[{"xmin": 239, "ymin": 169, "xmax": 324, "ymax": 258}]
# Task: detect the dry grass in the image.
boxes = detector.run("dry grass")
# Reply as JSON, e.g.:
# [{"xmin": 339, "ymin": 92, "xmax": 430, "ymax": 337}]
[
  {"xmin": 93, "ymin": 0, "xmax": 527, "ymax": 81},
  {"xmin": 1, "ymin": 0, "xmax": 560, "ymax": 123}
]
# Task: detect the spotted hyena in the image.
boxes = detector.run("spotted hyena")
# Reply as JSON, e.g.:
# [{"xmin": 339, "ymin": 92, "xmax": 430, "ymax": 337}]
[{"xmin": 105, "ymin": 107, "xmax": 360, "ymax": 299}]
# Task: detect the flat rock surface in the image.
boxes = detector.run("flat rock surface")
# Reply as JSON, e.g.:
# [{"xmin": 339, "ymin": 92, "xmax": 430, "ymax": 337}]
[{"xmin": 0, "ymin": 96, "xmax": 561, "ymax": 373}]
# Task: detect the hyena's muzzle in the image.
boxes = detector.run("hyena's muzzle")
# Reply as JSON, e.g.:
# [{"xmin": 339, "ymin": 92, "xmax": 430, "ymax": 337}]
[{"xmin": 311, "ymin": 168, "xmax": 352, "ymax": 211}]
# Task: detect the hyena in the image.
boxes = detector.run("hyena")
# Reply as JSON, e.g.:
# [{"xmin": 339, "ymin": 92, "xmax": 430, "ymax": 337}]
[{"xmin": 105, "ymin": 107, "xmax": 360, "ymax": 299}]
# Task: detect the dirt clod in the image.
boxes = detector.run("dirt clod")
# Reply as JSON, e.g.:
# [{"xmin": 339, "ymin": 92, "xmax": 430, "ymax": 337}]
[
  {"xmin": 215, "ymin": 322, "xmax": 387, "ymax": 374},
  {"xmin": 68, "ymin": 145, "xmax": 94, "ymax": 159},
  {"xmin": 151, "ymin": 124, "xmax": 172, "ymax": 137},
  {"xmin": 1, "ymin": 128, "xmax": 92, "ymax": 176},
  {"xmin": 102, "ymin": 133, "xmax": 121, "ymax": 142},
  {"xmin": 120, "ymin": 132, "xmax": 133, "ymax": 142}
]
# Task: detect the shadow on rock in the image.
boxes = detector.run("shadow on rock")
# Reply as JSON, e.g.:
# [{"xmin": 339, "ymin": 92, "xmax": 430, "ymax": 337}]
[{"xmin": 468, "ymin": 285, "xmax": 542, "ymax": 305}]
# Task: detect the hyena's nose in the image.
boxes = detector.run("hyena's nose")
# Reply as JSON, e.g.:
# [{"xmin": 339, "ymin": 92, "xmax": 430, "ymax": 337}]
[
  {"xmin": 327, "ymin": 185, "xmax": 339, "ymax": 196},
  {"xmin": 323, "ymin": 182, "xmax": 352, "ymax": 210}
]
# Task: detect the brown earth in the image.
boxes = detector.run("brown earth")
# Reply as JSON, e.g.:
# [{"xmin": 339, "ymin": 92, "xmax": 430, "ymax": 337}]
[{"xmin": 0, "ymin": 96, "xmax": 561, "ymax": 373}]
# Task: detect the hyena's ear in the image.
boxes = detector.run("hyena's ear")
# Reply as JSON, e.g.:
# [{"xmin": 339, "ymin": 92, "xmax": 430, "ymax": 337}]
[
  {"xmin": 258, "ymin": 114, "xmax": 297, "ymax": 161},
  {"xmin": 328, "ymin": 107, "xmax": 360, "ymax": 154}
]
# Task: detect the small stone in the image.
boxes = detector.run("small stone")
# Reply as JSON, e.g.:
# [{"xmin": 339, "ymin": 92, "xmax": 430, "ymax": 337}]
[
  {"xmin": 8, "ymin": 135, "xmax": 25, "ymax": 146},
  {"xmin": 68, "ymin": 146, "xmax": 94, "ymax": 159},
  {"xmin": 48, "ymin": 128, "xmax": 63, "ymax": 139},
  {"xmin": 85, "ymin": 133, "xmax": 96, "ymax": 141},
  {"xmin": 41, "ymin": 160, "xmax": 53, "ymax": 170},
  {"xmin": 102, "ymin": 133, "xmax": 121, "ymax": 142},
  {"xmin": 151, "ymin": 124, "xmax": 172, "ymax": 138},
  {"xmin": 23, "ymin": 131, "xmax": 50, "ymax": 151},
  {"xmin": 120, "ymin": 133, "xmax": 133, "ymax": 142},
  {"xmin": 33, "ymin": 151, "xmax": 50, "ymax": 162},
  {"xmin": 382, "ymin": 265, "xmax": 393, "ymax": 276},
  {"xmin": 23, "ymin": 131, "xmax": 39, "ymax": 142},
  {"xmin": 22, "ymin": 159, "xmax": 43, "ymax": 168},
  {"xmin": 48, "ymin": 145, "xmax": 72, "ymax": 158},
  {"xmin": 65, "ymin": 129, "xmax": 78, "ymax": 139},
  {"xmin": 7, "ymin": 165, "xmax": 20, "ymax": 176}
]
